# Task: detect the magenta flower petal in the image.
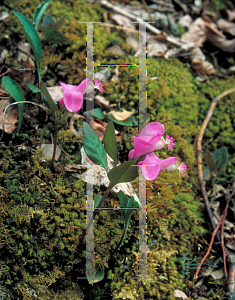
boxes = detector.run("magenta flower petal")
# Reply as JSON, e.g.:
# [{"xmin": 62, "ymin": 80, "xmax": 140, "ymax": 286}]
[
  {"xmin": 138, "ymin": 154, "xmax": 161, "ymax": 180},
  {"xmin": 128, "ymin": 122, "xmax": 165, "ymax": 159},
  {"xmin": 59, "ymin": 82, "xmax": 77, "ymax": 90},
  {"xmin": 63, "ymin": 90, "xmax": 83, "ymax": 113},
  {"xmin": 160, "ymin": 157, "xmax": 178, "ymax": 170},
  {"xmin": 76, "ymin": 78, "xmax": 91, "ymax": 94},
  {"xmin": 59, "ymin": 97, "xmax": 65, "ymax": 106},
  {"xmin": 129, "ymin": 134, "xmax": 162, "ymax": 159},
  {"xmin": 139, "ymin": 122, "xmax": 165, "ymax": 142}
]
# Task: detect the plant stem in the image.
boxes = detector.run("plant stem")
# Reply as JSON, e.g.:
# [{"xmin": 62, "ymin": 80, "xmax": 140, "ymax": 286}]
[
  {"xmin": 111, "ymin": 224, "xmax": 128, "ymax": 255},
  {"xmin": 50, "ymin": 123, "xmax": 58, "ymax": 172},
  {"xmin": 95, "ymin": 183, "xmax": 114, "ymax": 210},
  {"xmin": 80, "ymin": 182, "xmax": 114, "ymax": 241}
]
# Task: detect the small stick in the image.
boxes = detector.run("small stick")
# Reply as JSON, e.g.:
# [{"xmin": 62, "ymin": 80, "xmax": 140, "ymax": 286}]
[
  {"xmin": 141, "ymin": 0, "xmax": 153, "ymax": 22},
  {"xmin": 100, "ymin": 0, "xmax": 195, "ymax": 50},
  {"xmin": 100, "ymin": 23, "xmax": 141, "ymax": 34},
  {"xmin": 194, "ymin": 215, "xmax": 223, "ymax": 279},
  {"xmin": 195, "ymin": 87, "xmax": 235, "ymax": 242}
]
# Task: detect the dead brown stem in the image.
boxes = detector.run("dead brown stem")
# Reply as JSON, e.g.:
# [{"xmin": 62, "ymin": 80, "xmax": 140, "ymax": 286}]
[
  {"xmin": 195, "ymin": 87, "xmax": 235, "ymax": 293},
  {"xmin": 195, "ymin": 87, "xmax": 235, "ymax": 240},
  {"xmin": 194, "ymin": 214, "xmax": 223, "ymax": 279}
]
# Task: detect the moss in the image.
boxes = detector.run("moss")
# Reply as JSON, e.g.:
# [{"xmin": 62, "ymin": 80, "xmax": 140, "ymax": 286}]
[
  {"xmin": 0, "ymin": 145, "xmax": 125, "ymax": 298},
  {"xmin": 2, "ymin": 0, "xmax": 233, "ymax": 298}
]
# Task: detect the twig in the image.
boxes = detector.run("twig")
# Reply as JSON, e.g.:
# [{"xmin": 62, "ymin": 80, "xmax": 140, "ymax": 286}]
[
  {"xmin": 103, "ymin": 12, "xmax": 111, "ymax": 35},
  {"xmin": 100, "ymin": 23, "xmax": 140, "ymax": 34},
  {"xmin": 194, "ymin": 215, "xmax": 223, "ymax": 279},
  {"xmin": 152, "ymin": 1, "xmax": 174, "ymax": 8},
  {"xmin": 141, "ymin": 0, "xmax": 153, "ymax": 22},
  {"xmin": 0, "ymin": 69, "xmax": 10, "ymax": 78},
  {"xmin": 195, "ymin": 87, "xmax": 235, "ymax": 242},
  {"xmin": 0, "ymin": 101, "xmax": 47, "ymax": 142},
  {"xmin": 100, "ymin": 0, "xmax": 195, "ymax": 50},
  {"xmin": 195, "ymin": 87, "xmax": 235, "ymax": 295}
]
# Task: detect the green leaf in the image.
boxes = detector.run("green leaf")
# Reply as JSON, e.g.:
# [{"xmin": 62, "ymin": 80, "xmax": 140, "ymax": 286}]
[
  {"xmin": 42, "ymin": 13, "xmax": 56, "ymax": 28},
  {"xmin": 33, "ymin": 0, "xmax": 51, "ymax": 31},
  {"xmin": 17, "ymin": 133, "xmax": 29, "ymax": 138},
  {"xmin": 87, "ymin": 269, "xmax": 104, "ymax": 285},
  {"xmin": 94, "ymin": 194, "xmax": 102, "ymax": 208},
  {"xmin": 28, "ymin": 83, "xmax": 40, "ymax": 93},
  {"xmin": 13, "ymin": 11, "xmax": 42, "ymax": 81},
  {"xmin": 49, "ymin": 15, "xmax": 66, "ymax": 31},
  {"xmin": 83, "ymin": 122, "xmax": 108, "ymax": 172},
  {"xmin": 90, "ymin": 108, "xmax": 104, "ymax": 120},
  {"xmin": 42, "ymin": 27, "xmax": 66, "ymax": 45},
  {"xmin": 2, "ymin": 76, "xmax": 25, "ymax": 132},
  {"xmin": 205, "ymin": 150, "xmax": 216, "ymax": 173},
  {"xmin": 108, "ymin": 114, "xmax": 133, "ymax": 126},
  {"xmin": 39, "ymin": 81, "xmax": 57, "ymax": 114},
  {"xmin": 129, "ymin": 114, "xmax": 138, "ymax": 126},
  {"xmin": 203, "ymin": 167, "xmax": 211, "ymax": 181},
  {"xmin": 212, "ymin": 147, "xmax": 229, "ymax": 169},
  {"xmin": 118, "ymin": 190, "xmax": 139, "ymax": 227},
  {"xmin": 103, "ymin": 121, "xmax": 119, "ymax": 167},
  {"xmin": 108, "ymin": 160, "xmax": 138, "ymax": 187}
]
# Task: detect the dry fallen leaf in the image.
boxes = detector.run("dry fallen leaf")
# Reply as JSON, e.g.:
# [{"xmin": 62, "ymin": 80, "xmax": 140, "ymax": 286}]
[
  {"xmin": 147, "ymin": 40, "xmax": 167, "ymax": 57},
  {"xmin": 210, "ymin": 269, "xmax": 224, "ymax": 280},
  {"xmin": 218, "ymin": 8, "xmax": 235, "ymax": 22},
  {"xmin": 205, "ymin": 24, "xmax": 235, "ymax": 53},
  {"xmin": 178, "ymin": 15, "xmax": 193, "ymax": 28},
  {"xmin": 111, "ymin": 109, "xmax": 133, "ymax": 121},
  {"xmin": 217, "ymin": 19, "xmax": 235, "ymax": 36},
  {"xmin": 0, "ymin": 49, "xmax": 8, "ymax": 64},
  {"xmin": 173, "ymin": 289, "xmax": 188, "ymax": 299},
  {"xmin": 95, "ymin": 95, "xmax": 112, "ymax": 109},
  {"xmin": 190, "ymin": 48, "xmax": 216, "ymax": 75},
  {"xmin": 211, "ymin": 183, "xmax": 235, "ymax": 252},
  {"xmin": 89, "ymin": 119, "xmax": 106, "ymax": 141},
  {"xmin": 0, "ymin": 100, "xmax": 18, "ymax": 134},
  {"xmin": 181, "ymin": 18, "xmax": 219, "ymax": 47},
  {"xmin": 47, "ymin": 86, "xmax": 63, "ymax": 102},
  {"xmin": 78, "ymin": 147, "xmax": 140, "ymax": 205}
]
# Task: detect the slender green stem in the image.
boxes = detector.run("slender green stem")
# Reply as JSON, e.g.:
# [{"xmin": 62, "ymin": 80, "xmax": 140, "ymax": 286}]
[
  {"xmin": 80, "ymin": 182, "xmax": 114, "ymax": 241},
  {"xmin": 111, "ymin": 224, "xmax": 128, "ymax": 255},
  {"xmin": 50, "ymin": 123, "xmax": 58, "ymax": 172},
  {"xmin": 95, "ymin": 183, "xmax": 114, "ymax": 210}
]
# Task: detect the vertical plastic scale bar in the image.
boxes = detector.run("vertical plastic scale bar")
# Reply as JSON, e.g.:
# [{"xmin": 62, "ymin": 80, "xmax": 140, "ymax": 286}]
[
  {"xmin": 86, "ymin": 23, "xmax": 94, "ymax": 121},
  {"xmin": 76, "ymin": 21, "xmax": 101, "ymax": 281},
  {"xmin": 138, "ymin": 21, "xmax": 149, "ymax": 279},
  {"xmin": 86, "ymin": 164, "xmax": 95, "ymax": 281},
  {"xmin": 86, "ymin": 22, "xmax": 95, "ymax": 281}
]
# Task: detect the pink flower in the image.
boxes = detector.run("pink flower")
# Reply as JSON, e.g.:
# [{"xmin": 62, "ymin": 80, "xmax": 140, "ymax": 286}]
[
  {"xmin": 177, "ymin": 162, "xmax": 187, "ymax": 177},
  {"xmin": 128, "ymin": 122, "xmax": 175, "ymax": 159},
  {"xmin": 59, "ymin": 79, "xmax": 91, "ymax": 113},
  {"xmin": 94, "ymin": 79, "xmax": 103, "ymax": 92},
  {"xmin": 137, "ymin": 153, "xmax": 162, "ymax": 180},
  {"xmin": 137, "ymin": 153, "xmax": 187, "ymax": 181},
  {"xmin": 155, "ymin": 135, "xmax": 176, "ymax": 151}
]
